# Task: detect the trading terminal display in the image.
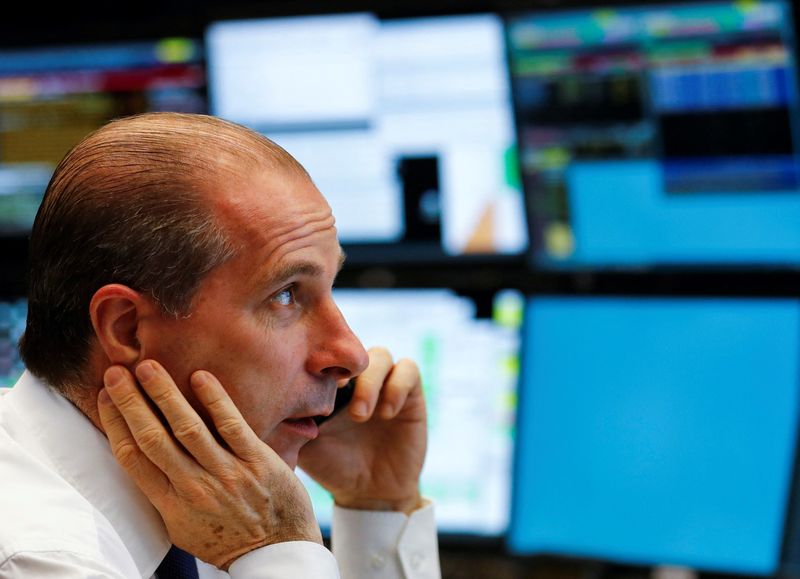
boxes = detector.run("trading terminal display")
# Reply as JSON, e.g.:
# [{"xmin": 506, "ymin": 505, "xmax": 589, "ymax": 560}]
[
  {"xmin": 507, "ymin": 0, "xmax": 800, "ymax": 268},
  {"xmin": 0, "ymin": 298, "xmax": 25, "ymax": 388},
  {"xmin": 207, "ymin": 13, "xmax": 527, "ymax": 261},
  {"xmin": 0, "ymin": 290, "xmax": 521, "ymax": 537},
  {"xmin": 2, "ymin": 4, "xmax": 800, "ymax": 571},
  {"xmin": 300, "ymin": 288, "xmax": 522, "ymax": 537},
  {"xmin": 0, "ymin": 38, "xmax": 205, "ymax": 235}
]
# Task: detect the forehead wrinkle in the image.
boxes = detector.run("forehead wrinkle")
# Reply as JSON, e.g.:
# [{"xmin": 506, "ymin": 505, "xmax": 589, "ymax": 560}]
[{"xmin": 258, "ymin": 210, "xmax": 337, "ymax": 264}]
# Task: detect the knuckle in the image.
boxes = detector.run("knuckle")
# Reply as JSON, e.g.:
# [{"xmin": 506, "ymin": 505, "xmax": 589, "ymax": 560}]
[
  {"xmin": 150, "ymin": 388, "xmax": 174, "ymax": 406},
  {"xmin": 101, "ymin": 412, "xmax": 125, "ymax": 431},
  {"xmin": 181, "ymin": 479, "xmax": 212, "ymax": 504},
  {"xmin": 114, "ymin": 390, "xmax": 141, "ymax": 410},
  {"xmin": 174, "ymin": 420, "xmax": 205, "ymax": 444},
  {"xmin": 113, "ymin": 441, "xmax": 142, "ymax": 469},
  {"xmin": 205, "ymin": 396, "xmax": 228, "ymax": 416},
  {"xmin": 217, "ymin": 417, "xmax": 245, "ymax": 439},
  {"xmin": 137, "ymin": 427, "xmax": 165, "ymax": 454},
  {"xmin": 219, "ymin": 469, "xmax": 247, "ymax": 492}
]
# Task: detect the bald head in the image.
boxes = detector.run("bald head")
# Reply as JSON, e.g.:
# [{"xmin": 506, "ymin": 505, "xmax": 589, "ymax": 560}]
[{"xmin": 20, "ymin": 112, "xmax": 310, "ymax": 392}]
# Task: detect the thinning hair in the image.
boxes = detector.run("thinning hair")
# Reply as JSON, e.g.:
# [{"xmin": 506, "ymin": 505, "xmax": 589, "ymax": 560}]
[{"xmin": 19, "ymin": 112, "xmax": 308, "ymax": 392}]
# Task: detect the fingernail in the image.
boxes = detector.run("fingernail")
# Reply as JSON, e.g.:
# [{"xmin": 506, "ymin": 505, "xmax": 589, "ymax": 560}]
[
  {"xmin": 352, "ymin": 400, "xmax": 368, "ymax": 418},
  {"xmin": 105, "ymin": 366, "xmax": 124, "ymax": 389},
  {"xmin": 98, "ymin": 388, "xmax": 112, "ymax": 405},
  {"xmin": 136, "ymin": 362, "xmax": 155, "ymax": 382},
  {"xmin": 381, "ymin": 402, "xmax": 395, "ymax": 418}
]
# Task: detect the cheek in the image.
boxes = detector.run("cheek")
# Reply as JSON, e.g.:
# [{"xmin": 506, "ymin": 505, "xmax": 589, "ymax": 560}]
[
  {"xmin": 138, "ymin": 320, "xmax": 205, "ymax": 392},
  {"xmin": 145, "ymin": 310, "xmax": 313, "ymax": 442},
  {"xmin": 220, "ymin": 332, "xmax": 310, "ymax": 440}
]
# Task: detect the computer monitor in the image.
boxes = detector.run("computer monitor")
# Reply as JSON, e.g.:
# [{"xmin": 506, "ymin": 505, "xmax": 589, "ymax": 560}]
[
  {"xmin": 1, "ymin": 288, "xmax": 521, "ymax": 537},
  {"xmin": 299, "ymin": 288, "xmax": 522, "ymax": 537},
  {"xmin": 507, "ymin": 0, "xmax": 800, "ymax": 269},
  {"xmin": 0, "ymin": 298, "xmax": 26, "ymax": 388},
  {"xmin": 510, "ymin": 295, "xmax": 800, "ymax": 575},
  {"xmin": 0, "ymin": 38, "xmax": 205, "ymax": 235},
  {"xmin": 206, "ymin": 13, "xmax": 527, "ymax": 262}
]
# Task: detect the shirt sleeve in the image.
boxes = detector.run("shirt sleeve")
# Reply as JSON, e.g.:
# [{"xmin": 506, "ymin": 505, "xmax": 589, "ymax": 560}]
[
  {"xmin": 331, "ymin": 501, "xmax": 441, "ymax": 579},
  {"xmin": 227, "ymin": 541, "xmax": 340, "ymax": 579},
  {"xmin": 0, "ymin": 550, "xmax": 133, "ymax": 579}
]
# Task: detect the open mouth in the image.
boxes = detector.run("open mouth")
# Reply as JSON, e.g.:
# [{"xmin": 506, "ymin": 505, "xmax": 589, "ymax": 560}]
[
  {"xmin": 312, "ymin": 379, "xmax": 357, "ymax": 425},
  {"xmin": 281, "ymin": 417, "xmax": 320, "ymax": 439}
]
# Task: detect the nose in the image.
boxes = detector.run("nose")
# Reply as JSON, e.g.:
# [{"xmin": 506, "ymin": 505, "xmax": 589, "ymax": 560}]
[{"xmin": 307, "ymin": 299, "xmax": 369, "ymax": 381}]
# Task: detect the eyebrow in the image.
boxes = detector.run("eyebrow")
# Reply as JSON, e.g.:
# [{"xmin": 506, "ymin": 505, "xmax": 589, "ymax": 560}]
[{"xmin": 262, "ymin": 249, "xmax": 347, "ymax": 290}]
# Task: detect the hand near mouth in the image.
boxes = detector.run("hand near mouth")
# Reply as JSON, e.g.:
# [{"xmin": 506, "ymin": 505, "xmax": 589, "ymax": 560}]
[{"xmin": 297, "ymin": 346, "xmax": 427, "ymax": 515}]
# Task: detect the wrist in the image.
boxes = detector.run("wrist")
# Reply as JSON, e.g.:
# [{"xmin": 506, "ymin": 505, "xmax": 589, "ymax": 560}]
[{"xmin": 334, "ymin": 489, "xmax": 423, "ymax": 515}]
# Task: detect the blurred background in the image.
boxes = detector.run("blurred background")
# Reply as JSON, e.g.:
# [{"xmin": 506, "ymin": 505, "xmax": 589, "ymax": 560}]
[{"xmin": 2, "ymin": 1, "xmax": 800, "ymax": 578}]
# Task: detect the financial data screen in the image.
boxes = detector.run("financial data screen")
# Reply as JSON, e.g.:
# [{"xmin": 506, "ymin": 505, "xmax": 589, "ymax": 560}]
[
  {"xmin": 299, "ymin": 288, "xmax": 522, "ymax": 536},
  {"xmin": 507, "ymin": 0, "xmax": 800, "ymax": 268},
  {"xmin": 0, "ymin": 39, "xmax": 205, "ymax": 235},
  {"xmin": 207, "ymin": 13, "xmax": 527, "ymax": 259},
  {"xmin": 1, "ymin": 290, "xmax": 521, "ymax": 536},
  {"xmin": 0, "ymin": 298, "xmax": 26, "ymax": 388},
  {"xmin": 510, "ymin": 296, "xmax": 800, "ymax": 574}
]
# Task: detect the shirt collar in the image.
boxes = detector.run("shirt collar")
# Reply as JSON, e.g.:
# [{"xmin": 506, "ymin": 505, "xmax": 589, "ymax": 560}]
[{"xmin": 7, "ymin": 371, "xmax": 171, "ymax": 577}]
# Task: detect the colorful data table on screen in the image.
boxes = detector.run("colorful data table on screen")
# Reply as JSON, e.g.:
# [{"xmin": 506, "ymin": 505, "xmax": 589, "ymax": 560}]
[
  {"xmin": 0, "ymin": 38, "xmax": 205, "ymax": 236},
  {"xmin": 506, "ymin": 0, "xmax": 800, "ymax": 269}
]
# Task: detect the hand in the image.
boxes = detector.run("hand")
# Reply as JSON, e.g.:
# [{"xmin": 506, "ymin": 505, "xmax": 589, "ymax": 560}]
[
  {"xmin": 298, "ymin": 347, "xmax": 427, "ymax": 514},
  {"xmin": 97, "ymin": 360, "xmax": 321, "ymax": 570}
]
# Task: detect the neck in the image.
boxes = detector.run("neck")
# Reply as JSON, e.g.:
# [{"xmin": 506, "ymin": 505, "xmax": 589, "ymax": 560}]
[{"xmin": 63, "ymin": 383, "xmax": 106, "ymax": 436}]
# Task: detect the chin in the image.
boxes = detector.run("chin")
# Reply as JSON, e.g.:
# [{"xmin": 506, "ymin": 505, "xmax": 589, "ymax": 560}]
[
  {"xmin": 263, "ymin": 430, "xmax": 305, "ymax": 470},
  {"xmin": 276, "ymin": 447, "xmax": 301, "ymax": 470}
]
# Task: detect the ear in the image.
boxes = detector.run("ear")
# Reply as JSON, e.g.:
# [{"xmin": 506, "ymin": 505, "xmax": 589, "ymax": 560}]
[{"xmin": 89, "ymin": 284, "xmax": 153, "ymax": 366}]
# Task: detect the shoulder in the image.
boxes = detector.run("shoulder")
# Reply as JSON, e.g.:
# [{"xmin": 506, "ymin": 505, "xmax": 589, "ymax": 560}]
[{"xmin": 0, "ymin": 428, "xmax": 136, "ymax": 576}]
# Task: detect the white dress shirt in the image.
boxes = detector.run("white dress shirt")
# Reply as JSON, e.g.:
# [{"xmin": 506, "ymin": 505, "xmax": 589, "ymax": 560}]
[{"xmin": 0, "ymin": 371, "xmax": 441, "ymax": 579}]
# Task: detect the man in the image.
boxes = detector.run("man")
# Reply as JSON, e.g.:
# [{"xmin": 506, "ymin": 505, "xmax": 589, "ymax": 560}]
[{"xmin": 0, "ymin": 113, "xmax": 440, "ymax": 578}]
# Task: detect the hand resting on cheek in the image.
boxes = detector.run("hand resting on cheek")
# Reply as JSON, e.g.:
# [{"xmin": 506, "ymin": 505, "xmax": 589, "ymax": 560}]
[{"xmin": 97, "ymin": 360, "xmax": 321, "ymax": 571}]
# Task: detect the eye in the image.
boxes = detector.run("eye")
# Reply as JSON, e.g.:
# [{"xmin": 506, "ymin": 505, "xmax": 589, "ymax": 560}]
[{"xmin": 272, "ymin": 286, "xmax": 296, "ymax": 306}]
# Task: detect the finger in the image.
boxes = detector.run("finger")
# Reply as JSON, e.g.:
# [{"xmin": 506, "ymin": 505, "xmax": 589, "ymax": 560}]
[
  {"xmin": 349, "ymin": 346, "xmax": 394, "ymax": 422},
  {"xmin": 134, "ymin": 360, "xmax": 232, "ymax": 474},
  {"xmin": 103, "ymin": 365, "xmax": 195, "ymax": 477},
  {"xmin": 190, "ymin": 370, "xmax": 266, "ymax": 463},
  {"xmin": 97, "ymin": 386, "xmax": 171, "ymax": 502},
  {"xmin": 377, "ymin": 358, "xmax": 423, "ymax": 420}
]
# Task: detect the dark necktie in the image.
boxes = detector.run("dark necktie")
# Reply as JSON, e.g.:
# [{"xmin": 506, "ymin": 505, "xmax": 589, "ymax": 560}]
[{"xmin": 156, "ymin": 545, "xmax": 199, "ymax": 579}]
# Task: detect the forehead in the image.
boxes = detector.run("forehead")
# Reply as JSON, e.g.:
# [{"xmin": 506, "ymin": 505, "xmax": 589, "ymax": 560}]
[
  {"xmin": 210, "ymin": 165, "xmax": 330, "ymax": 236},
  {"xmin": 207, "ymin": 165, "xmax": 342, "ymax": 275}
]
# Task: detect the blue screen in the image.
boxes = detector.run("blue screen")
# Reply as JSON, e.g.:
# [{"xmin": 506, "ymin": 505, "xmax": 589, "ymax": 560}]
[
  {"xmin": 510, "ymin": 297, "xmax": 800, "ymax": 574},
  {"xmin": 0, "ymin": 298, "xmax": 26, "ymax": 388}
]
